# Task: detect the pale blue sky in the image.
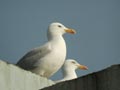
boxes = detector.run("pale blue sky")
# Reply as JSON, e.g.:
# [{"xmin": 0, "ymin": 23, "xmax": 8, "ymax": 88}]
[{"xmin": 0, "ymin": 0, "xmax": 120, "ymax": 80}]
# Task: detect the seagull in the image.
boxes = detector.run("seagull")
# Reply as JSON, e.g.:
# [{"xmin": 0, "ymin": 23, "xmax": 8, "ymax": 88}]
[
  {"xmin": 55, "ymin": 59, "xmax": 88, "ymax": 83},
  {"xmin": 16, "ymin": 22, "xmax": 76, "ymax": 78}
]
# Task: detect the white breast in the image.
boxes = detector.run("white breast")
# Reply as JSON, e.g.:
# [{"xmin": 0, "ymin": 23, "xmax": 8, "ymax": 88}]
[{"xmin": 32, "ymin": 36, "xmax": 66, "ymax": 78}]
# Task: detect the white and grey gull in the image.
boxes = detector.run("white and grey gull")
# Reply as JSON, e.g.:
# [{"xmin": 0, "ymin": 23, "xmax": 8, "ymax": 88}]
[
  {"xmin": 16, "ymin": 22, "xmax": 76, "ymax": 78},
  {"xmin": 55, "ymin": 59, "xmax": 88, "ymax": 83}
]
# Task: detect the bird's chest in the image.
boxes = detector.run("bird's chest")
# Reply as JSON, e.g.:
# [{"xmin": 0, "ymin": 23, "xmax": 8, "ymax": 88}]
[
  {"xmin": 48, "ymin": 44, "xmax": 66, "ymax": 62},
  {"xmin": 43, "ymin": 43, "xmax": 66, "ymax": 68},
  {"xmin": 50, "ymin": 39, "xmax": 66, "ymax": 55}
]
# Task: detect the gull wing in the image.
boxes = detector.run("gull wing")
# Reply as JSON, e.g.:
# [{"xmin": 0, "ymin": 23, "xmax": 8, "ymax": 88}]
[{"xmin": 16, "ymin": 43, "xmax": 52, "ymax": 70}]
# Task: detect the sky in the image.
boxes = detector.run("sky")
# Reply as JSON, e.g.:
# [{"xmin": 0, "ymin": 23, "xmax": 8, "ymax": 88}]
[{"xmin": 0, "ymin": 0, "xmax": 120, "ymax": 80}]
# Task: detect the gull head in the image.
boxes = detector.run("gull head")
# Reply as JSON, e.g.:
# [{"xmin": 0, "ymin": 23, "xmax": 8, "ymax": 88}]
[
  {"xmin": 47, "ymin": 22, "xmax": 76, "ymax": 38},
  {"xmin": 63, "ymin": 59, "xmax": 88, "ymax": 71},
  {"xmin": 55, "ymin": 59, "xmax": 88, "ymax": 83}
]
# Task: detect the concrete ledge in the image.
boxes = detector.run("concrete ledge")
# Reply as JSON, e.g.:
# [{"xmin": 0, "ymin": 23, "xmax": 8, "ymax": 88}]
[
  {"xmin": 0, "ymin": 60, "xmax": 119, "ymax": 90},
  {"xmin": 41, "ymin": 64, "xmax": 120, "ymax": 90},
  {"xmin": 0, "ymin": 60, "xmax": 54, "ymax": 90}
]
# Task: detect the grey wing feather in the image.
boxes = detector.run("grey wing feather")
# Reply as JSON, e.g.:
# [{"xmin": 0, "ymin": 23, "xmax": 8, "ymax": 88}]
[{"xmin": 16, "ymin": 43, "xmax": 51, "ymax": 70}]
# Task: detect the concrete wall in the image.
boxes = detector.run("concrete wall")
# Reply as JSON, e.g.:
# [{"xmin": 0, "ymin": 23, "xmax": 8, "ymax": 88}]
[
  {"xmin": 0, "ymin": 60, "xmax": 119, "ymax": 90},
  {"xmin": 42, "ymin": 64, "xmax": 120, "ymax": 90},
  {"xmin": 0, "ymin": 60, "xmax": 54, "ymax": 90}
]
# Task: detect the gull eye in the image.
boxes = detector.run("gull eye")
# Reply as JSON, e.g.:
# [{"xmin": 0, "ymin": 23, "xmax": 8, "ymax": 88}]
[
  {"xmin": 58, "ymin": 25, "xmax": 62, "ymax": 28},
  {"xmin": 71, "ymin": 61, "xmax": 76, "ymax": 64}
]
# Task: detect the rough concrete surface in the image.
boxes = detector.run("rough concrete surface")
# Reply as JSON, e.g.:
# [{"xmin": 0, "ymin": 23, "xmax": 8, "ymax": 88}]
[{"xmin": 0, "ymin": 60, "xmax": 54, "ymax": 90}]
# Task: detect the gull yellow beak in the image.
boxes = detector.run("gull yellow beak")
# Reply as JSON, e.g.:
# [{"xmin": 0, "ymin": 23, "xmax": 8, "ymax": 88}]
[
  {"xmin": 65, "ymin": 28, "xmax": 76, "ymax": 34},
  {"xmin": 78, "ymin": 64, "xmax": 88, "ymax": 70}
]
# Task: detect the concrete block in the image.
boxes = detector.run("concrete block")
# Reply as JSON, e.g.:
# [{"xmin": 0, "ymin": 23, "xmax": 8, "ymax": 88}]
[{"xmin": 0, "ymin": 60, "xmax": 54, "ymax": 90}]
